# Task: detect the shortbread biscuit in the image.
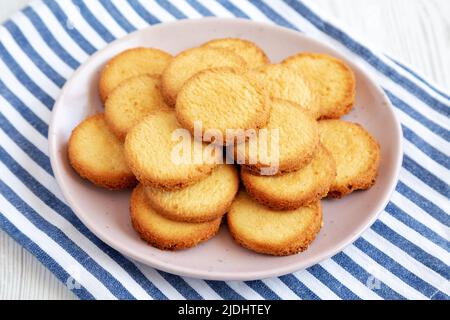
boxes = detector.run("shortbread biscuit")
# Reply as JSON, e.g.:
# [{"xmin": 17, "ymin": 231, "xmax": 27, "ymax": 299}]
[
  {"xmin": 161, "ymin": 47, "xmax": 246, "ymax": 106},
  {"xmin": 202, "ymin": 38, "xmax": 269, "ymax": 69},
  {"xmin": 131, "ymin": 184, "xmax": 221, "ymax": 250},
  {"xmin": 282, "ymin": 53, "xmax": 355, "ymax": 119},
  {"xmin": 247, "ymin": 64, "xmax": 319, "ymax": 118},
  {"xmin": 227, "ymin": 190, "xmax": 322, "ymax": 256},
  {"xmin": 319, "ymin": 120, "xmax": 380, "ymax": 198},
  {"xmin": 236, "ymin": 99, "xmax": 319, "ymax": 174},
  {"xmin": 241, "ymin": 144, "xmax": 336, "ymax": 210},
  {"xmin": 176, "ymin": 68, "xmax": 270, "ymax": 141},
  {"xmin": 124, "ymin": 110, "xmax": 217, "ymax": 189},
  {"xmin": 68, "ymin": 114, "xmax": 137, "ymax": 189},
  {"xmin": 99, "ymin": 47, "xmax": 172, "ymax": 102},
  {"xmin": 104, "ymin": 75, "xmax": 169, "ymax": 140},
  {"xmin": 144, "ymin": 164, "xmax": 239, "ymax": 223}
]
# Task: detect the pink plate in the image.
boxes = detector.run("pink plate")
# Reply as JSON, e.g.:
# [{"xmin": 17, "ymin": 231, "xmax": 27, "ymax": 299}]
[{"xmin": 49, "ymin": 18, "xmax": 402, "ymax": 280}]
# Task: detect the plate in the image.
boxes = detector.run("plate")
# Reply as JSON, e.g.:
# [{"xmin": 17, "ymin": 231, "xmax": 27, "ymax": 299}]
[{"xmin": 49, "ymin": 18, "xmax": 402, "ymax": 281}]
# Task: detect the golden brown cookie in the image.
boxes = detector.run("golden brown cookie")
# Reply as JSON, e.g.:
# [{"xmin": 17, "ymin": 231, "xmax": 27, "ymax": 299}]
[
  {"xmin": 144, "ymin": 164, "xmax": 239, "ymax": 223},
  {"xmin": 227, "ymin": 190, "xmax": 322, "ymax": 256},
  {"xmin": 161, "ymin": 47, "xmax": 246, "ymax": 106},
  {"xmin": 319, "ymin": 119, "xmax": 380, "ymax": 198},
  {"xmin": 68, "ymin": 114, "xmax": 137, "ymax": 189},
  {"xmin": 175, "ymin": 68, "xmax": 270, "ymax": 143},
  {"xmin": 282, "ymin": 53, "xmax": 355, "ymax": 119},
  {"xmin": 131, "ymin": 184, "xmax": 221, "ymax": 250},
  {"xmin": 241, "ymin": 144, "xmax": 336, "ymax": 210},
  {"xmin": 246, "ymin": 64, "xmax": 319, "ymax": 118},
  {"xmin": 99, "ymin": 47, "xmax": 172, "ymax": 102},
  {"xmin": 236, "ymin": 99, "xmax": 319, "ymax": 175},
  {"xmin": 124, "ymin": 110, "xmax": 217, "ymax": 190},
  {"xmin": 104, "ymin": 75, "xmax": 169, "ymax": 140},
  {"xmin": 202, "ymin": 38, "xmax": 269, "ymax": 69}
]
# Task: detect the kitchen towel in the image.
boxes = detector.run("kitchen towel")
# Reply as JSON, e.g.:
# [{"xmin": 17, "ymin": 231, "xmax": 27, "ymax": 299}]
[{"xmin": 0, "ymin": 0, "xmax": 448, "ymax": 299}]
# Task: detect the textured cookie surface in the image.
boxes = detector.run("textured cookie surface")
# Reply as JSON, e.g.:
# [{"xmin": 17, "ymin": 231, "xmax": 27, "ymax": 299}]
[
  {"xmin": 161, "ymin": 47, "xmax": 246, "ymax": 106},
  {"xmin": 247, "ymin": 64, "xmax": 319, "ymax": 118},
  {"xmin": 68, "ymin": 114, "xmax": 137, "ymax": 189},
  {"xmin": 99, "ymin": 47, "xmax": 172, "ymax": 102},
  {"xmin": 124, "ymin": 110, "xmax": 217, "ymax": 189},
  {"xmin": 236, "ymin": 99, "xmax": 319, "ymax": 174},
  {"xmin": 227, "ymin": 190, "xmax": 322, "ymax": 256},
  {"xmin": 202, "ymin": 38, "xmax": 269, "ymax": 69},
  {"xmin": 176, "ymin": 68, "xmax": 270, "ymax": 140},
  {"xmin": 241, "ymin": 144, "xmax": 336, "ymax": 210},
  {"xmin": 145, "ymin": 164, "xmax": 239, "ymax": 223},
  {"xmin": 105, "ymin": 75, "xmax": 169, "ymax": 140},
  {"xmin": 131, "ymin": 184, "xmax": 221, "ymax": 250},
  {"xmin": 319, "ymin": 120, "xmax": 380, "ymax": 198},
  {"xmin": 282, "ymin": 53, "xmax": 355, "ymax": 119}
]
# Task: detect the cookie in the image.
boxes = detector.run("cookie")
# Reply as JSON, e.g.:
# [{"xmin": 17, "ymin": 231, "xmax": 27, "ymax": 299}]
[
  {"xmin": 282, "ymin": 53, "xmax": 355, "ymax": 119},
  {"xmin": 144, "ymin": 164, "xmax": 239, "ymax": 223},
  {"xmin": 124, "ymin": 110, "xmax": 217, "ymax": 190},
  {"xmin": 247, "ymin": 64, "xmax": 319, "ymax": 118},
  {"xmin": 161, "ymin": 47, "xmax": 246, "ymax": 106},
  {"xmin": 99, "ymin": 47, "xmax": 172, "ymax": 102},
  {"xmin": 131, "ymin": 184, "xmax": 221, "ymax": 250},
  {"xmin": 68, "ymin": 114, "xmax": 137, "ymax": 190},
  {"xmin": 227, "ymin": 190, "xmax": 322, "ymax": 256},
  {"xmin": 104, "ymin": 75, "xmax": 169, "ymax": 140},
  {"xmin": 202, "ymin": 38, "xmax": 269, "ymax": 69},
  {"xmin": 236, "ymin": 99, "xmax": 319, "ymax": 175},
  {"xmin": 241, "ymin": 144, "xmax": 336, "ymax": 210},
  {"xmin": 176, "ymin": 68, "xmax": 270, "ymax": 142},
  {"xmin": 319, "ymin": 119, "xmax": 380, "ymax": 198}
]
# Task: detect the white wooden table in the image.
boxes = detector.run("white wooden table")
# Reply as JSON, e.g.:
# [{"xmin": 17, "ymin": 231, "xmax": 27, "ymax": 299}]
[{"xmin": 0, "ymin": 0, "xmax": 449, "ymax": 300}]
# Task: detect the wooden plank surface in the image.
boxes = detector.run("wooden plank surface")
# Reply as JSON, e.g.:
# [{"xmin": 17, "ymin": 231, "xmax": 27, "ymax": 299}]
[
  {"xmin": 0, "ymin": 0, "xmax": 449, "ymax": 300},
  {"xmin": 314, "ymin": 0, "xmax": 450, "ymax": 91}
]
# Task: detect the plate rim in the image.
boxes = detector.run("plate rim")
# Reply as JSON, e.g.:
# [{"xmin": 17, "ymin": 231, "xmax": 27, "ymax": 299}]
[{"xmin": 48, "ymin": 17, "xmax": 403, "ymax": 281}]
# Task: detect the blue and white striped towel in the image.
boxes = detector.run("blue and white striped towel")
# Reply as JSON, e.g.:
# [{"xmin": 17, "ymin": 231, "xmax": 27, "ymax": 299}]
[{"xmin": 0, "ymin": 0, "xmax": 448, "ymax": 300}]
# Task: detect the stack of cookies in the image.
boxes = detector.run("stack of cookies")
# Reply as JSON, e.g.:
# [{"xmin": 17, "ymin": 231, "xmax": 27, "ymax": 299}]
[{"xmin": 68, "ymin": 38, "xmax": 380, "ymax": 256}]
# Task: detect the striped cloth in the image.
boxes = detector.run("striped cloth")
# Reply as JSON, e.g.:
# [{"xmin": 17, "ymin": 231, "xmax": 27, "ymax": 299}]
[{"xmin": 0, "ymin": 0, "xmax": 448, "ymax": 300}]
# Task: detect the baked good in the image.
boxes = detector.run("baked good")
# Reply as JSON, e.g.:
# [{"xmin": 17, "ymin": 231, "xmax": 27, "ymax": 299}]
[
  {"xmin": 99, "ymin": 47, "xmax": 172, "ymax": 102},
  {"xmin": 241, "ymin": 144, "xmax": 336, "ymax": 210},
  {"xmin": 161, "ymin": 47, "xmax": 246, "ymax": 106},
  {"xmin": 144, "ymin": 164, "xmax": 239, "ymax": 223},
  {"xmin": 202, "ymin": 37, "xmax": 269, "ymax": 69},
  {"xmin": 282, "ymin": 53, "xmax": 355, "ymax": 119},
  {"xmin": 236, "ymin": 99, "xmax": 319, "ymax": 175},
  {"xmin": 247, "ymin": 64, "xmax": 319, "ymax": 118},
  {"xmin": 124, "ymin": 110, "xmax": 217, "ymax": 189},
  {"xmin": 131, "ymin": 184, "xmax": 221, "ymax": 250},
  {"xmin": 176, "ymin": 68, "xmax": 270, "ymax": 143},
  {"xmin": 104, "ymin": 75, "xmax": 169, "ymax": 140},
  {"xmin": 68, "ymin": 113, "xmax": 137, "ymax": 189},
  {"xmin": 227, "ymin": 190, "xmax": 322, "ymax": 256},
  {"xmin": 318, "ymin": 119, "xmax": 380, "ymax": 198}
]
